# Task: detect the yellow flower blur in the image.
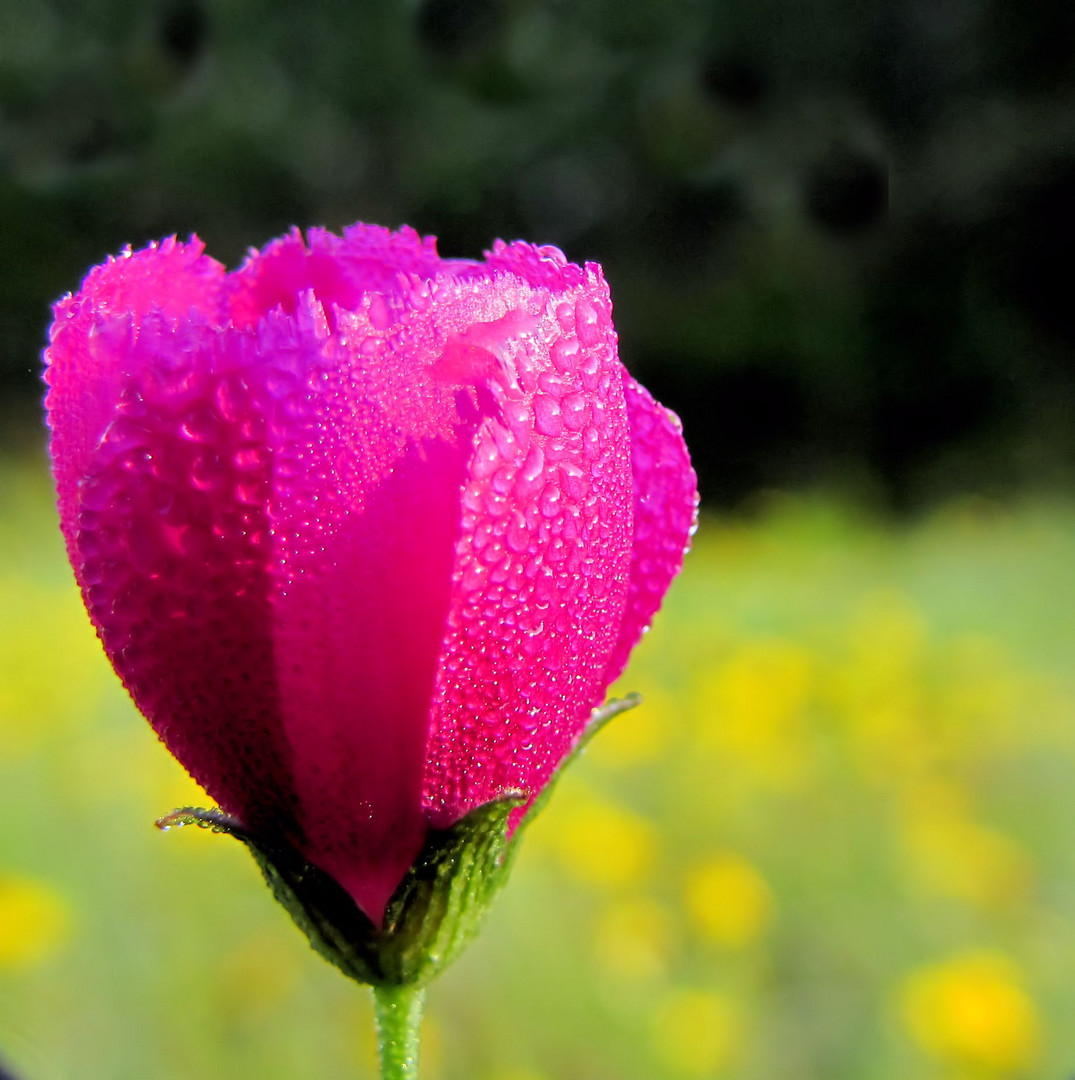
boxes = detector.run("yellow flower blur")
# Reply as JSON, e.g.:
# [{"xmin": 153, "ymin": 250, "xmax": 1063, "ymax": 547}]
[
  {"xmin": 899, "ymin": 950, "xmax": 1041, "ymax": 1073},
  {"xmin": 548, "ymin": 794, "xmax": 658, "ymax": 889},
  {"xmin": 6, "ymin": 460, "xmax": 1075, "ymax": 1080},
  {"xmin": 0, "ymin": 874, "xmax": 71, "ymax": 970},
  {"xmin": 684, "ymin": 852, "xmax": 773, "ymax": 948},
  {"xmin": 651, "ymin": 988, "xmax": 743, "ymax": 1075},
  {"xmin": 592, "ymin": 895, "xmax": 674, "ymax": 981},
  {"xmin": 696, "ymin": 639, "xmax": 814, "ymax": 791},
  {"xmin": 899, "ymin": 786, "xmax": 1033, "ymax": 911}
]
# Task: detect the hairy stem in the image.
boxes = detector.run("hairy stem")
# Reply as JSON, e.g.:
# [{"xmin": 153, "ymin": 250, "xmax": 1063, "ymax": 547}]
[{"xmin": 372, "ymin": 983, "xmax": 426, "ymax": 1080}]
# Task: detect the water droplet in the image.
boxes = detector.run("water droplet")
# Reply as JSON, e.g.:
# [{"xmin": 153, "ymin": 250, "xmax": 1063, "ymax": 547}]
[
  {"xmin": 471, "ymin": 433, "xmax": 501, "ymax": 478},
  {"xmin": 480, "ymin": 541, "xmax": 506, "ymax": 567},
  {"xmin": 560, "ymin": 392, "xmax": 590, "ymax": 431},
  {"xmin": 235, "ymin": 478, "xmax": 263, "ymax": 505},
  {"xmin": 234, "ymin": 446, "xmax": 268, "ymax": 471},
  {"xmin": 191, "ymin": 451, "xmax": 226, "ymax": 493},
  {"xmin": 491, "ymin": 465, "xmax": 515, "ymax": 495},
  {"xmin": 537, "ymin": 371, "xmax": 568, "ymax": 395},
  {"xmin": 506, "ymin": 516, "xmax": 531, "ymax": 553},
  {"xmin": 533, "ymin": 394, "xmax": 563, "ymax": 436},
  {"xmin": 214, "ymin": 374, "xmax": 248, "ymax": 421},
  {"xmin": 520, "ymin": 708, "xmax": 542, "ymax": 732},
  {"xmin": 501, "ymin": 398, "xmax": 533, "ymax": 436},
  {"xmin": 483, "ymin": 488, "xmax": 509, "ymax": 517},
  {"xmin": 514, "ymin": 443, "xmax": 545, "ymax": 498},
  {"xmin": 550, "ymin": 336, "xmax": 579, "ymax": 374},
  {"xmin": 539, "ymin": 484, "xmax": 562, "ymax": 519},
  {"xmin": 575, "ymin": 299, "xmax": 602, "ymax": 346},
  {"xmin": 460, "ymin": 560, "xmax": 486, "ymax": 594},
  {"xmin": 180, "ymin": 407, "xmax": 221, "ymax": 444},
  {"xmin": 582, "ymin": 426, "xmax": 602, "ymax": 460},
  {"xmin": 558, "ymin": 462, "xmax": 589, "ymax": 501},
  {"xmin": 491, "ymin": 420, "xmax": 519, "ymax": 458}
]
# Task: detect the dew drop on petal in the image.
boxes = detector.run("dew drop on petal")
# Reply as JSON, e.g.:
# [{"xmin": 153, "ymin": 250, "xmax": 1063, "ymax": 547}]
[{"xmin": 533, "ymin": 394, "xmax": 564, "ymax": 437}]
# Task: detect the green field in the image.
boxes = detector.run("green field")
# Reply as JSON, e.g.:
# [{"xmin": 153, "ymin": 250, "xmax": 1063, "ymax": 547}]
[{"xmin": 3, "ymin": 451, "xmax": 1074, "ymax": 1080}]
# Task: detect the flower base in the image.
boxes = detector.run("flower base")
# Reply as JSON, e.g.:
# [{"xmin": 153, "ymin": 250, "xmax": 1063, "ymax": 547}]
[{"xmin": 157, "ymin": 694, "xmax": 640, "ymax": 988}]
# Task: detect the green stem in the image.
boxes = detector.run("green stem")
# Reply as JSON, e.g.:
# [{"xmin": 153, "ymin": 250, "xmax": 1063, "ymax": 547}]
[{"xmin": 372, "ymin": 983, "xmax": 426, "ymax": 1080}]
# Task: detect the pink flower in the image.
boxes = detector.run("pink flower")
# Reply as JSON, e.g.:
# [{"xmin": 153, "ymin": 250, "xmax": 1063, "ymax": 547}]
[{"xmin": 45, "ymin": 224, "xmax": 697, "ymax": 926}]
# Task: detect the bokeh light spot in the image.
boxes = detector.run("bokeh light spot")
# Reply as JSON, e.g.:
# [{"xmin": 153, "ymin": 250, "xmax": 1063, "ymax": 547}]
[
  {"xmin": 684, "ymin": 852, "xmax": 774, "ymax": 948},
  {"xmin": 899, "ymin": 950, "xmax": 1041, "ymax": 1073},
  {"xmin": 0, "ymin": 875, "xmax": 72, "ymax": 970},
  {"xmin": 651, "ymin": 988, "xmax": 743, "ymax": 1075}
]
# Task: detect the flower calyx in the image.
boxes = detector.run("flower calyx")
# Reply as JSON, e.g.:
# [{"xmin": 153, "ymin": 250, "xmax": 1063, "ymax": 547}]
[{"xmin": 157, "ymin": 694, "xmax": 641, "ymax": 988}]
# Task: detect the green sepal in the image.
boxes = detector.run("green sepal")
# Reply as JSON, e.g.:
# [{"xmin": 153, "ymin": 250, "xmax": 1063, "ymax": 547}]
[
  {"xmin": 510, "ymin": 692, "xmax": 641, "ymax": 845},
  {"xmin": 156, "ymin": 694, "xmax": 640, "ymax": 988}
]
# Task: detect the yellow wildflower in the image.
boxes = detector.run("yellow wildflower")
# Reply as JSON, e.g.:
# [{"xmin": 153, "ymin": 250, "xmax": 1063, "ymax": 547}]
[
  {"xmin": 901, "ymin": 808, "xmax": 1033, "ymax": 911},
  {"xmin": 696, "ymin": 638, "xmax": 814, "ymax": 790},
  {"xmin": 651, "ymin": 988, "xmax": 743, "ymax": 1075},
  {"xmin": 0, "ymin": 874, "xmax": 72, "ymax": 969},
  {"xmin": 550, "ymin": 797, "xmax": 657, "ymax": 889},
  {"xmin": 684, "ymin": 852, "xmax": 774, "ymax": 948},
  {"xmin": 900, "ymin": 950, "xmax": 1041, "ymax": 1073}
]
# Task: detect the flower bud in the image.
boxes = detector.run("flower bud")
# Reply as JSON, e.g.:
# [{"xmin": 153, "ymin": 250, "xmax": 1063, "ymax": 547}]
[{"xmin": 44, "ymin": 224, "xmax": 697, "ymax": 934}]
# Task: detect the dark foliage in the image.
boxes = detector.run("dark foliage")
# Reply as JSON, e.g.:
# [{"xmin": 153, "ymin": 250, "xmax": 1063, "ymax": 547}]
[{"xmin": 2, "ymin": 0, "xmax": 1070, "ymax": 506}]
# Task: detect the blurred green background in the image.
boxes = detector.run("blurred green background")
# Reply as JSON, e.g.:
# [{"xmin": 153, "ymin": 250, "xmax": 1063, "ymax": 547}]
[
  {"xmin": 2, "ymin": 0, "xmax": 1074, "ymax": 1077},
  {"xmin": 4, "ymin": 469, "xmax": 1075, "ymax": 1079}
]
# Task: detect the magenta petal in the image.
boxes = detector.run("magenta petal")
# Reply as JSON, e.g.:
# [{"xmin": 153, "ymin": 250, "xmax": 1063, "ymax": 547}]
[
  {"xmin": 43, "ymin": 238, "xmax": 300, "ymax": 837},
  {"xmin": 45, "ymin": 237, "xmax": 226, "ymax": 578},
  {"xmin": 47, "ymin": 303, "xmax": 300, "ymax": 840},
  {"xmin": 226, "ymin": 225, "xmax": 444, "ymax": 329},
  {"xmin": 602, "ymin": 377, "xmax": 699, "ymax": 686},
  {"xmin": 421, "ymin": 258, "xmax": 636, "ymax": 828},
  {"xmin": 264, "ymin": 293, "xmax": 476, "ymax": 923}
]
